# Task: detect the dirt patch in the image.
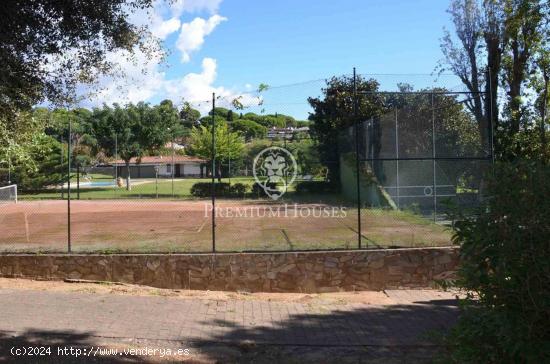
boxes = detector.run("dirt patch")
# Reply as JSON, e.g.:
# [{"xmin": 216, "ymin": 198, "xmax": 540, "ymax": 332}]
[{"xmin": 0, "ymin": 277, "xmax": 394, "ymax": 305}]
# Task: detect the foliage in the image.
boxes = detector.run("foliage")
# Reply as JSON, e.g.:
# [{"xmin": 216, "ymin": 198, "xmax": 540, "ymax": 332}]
[
  {"xmin": 284, "ymin": 139, "xmax": 325, "ymax": 177},
  {"xmin": 0, "ymin": 0, "xmax": 154, "ymax": 120},
  {"xmin": 440, "ymin": 0, "xmax": 550, "ymax": 158},
  {"xmin": 190, "ymin": 182, "xmax": 229, "ymax": 197},
  {"xmin": 7, "ymin": 135, "xmax": 66, "ymax": 190},
  {"xmin": 179, "ymin": 102, "xmax": 201, "ymax": 128},
  {"xmin": 230, "ymin": 119, "xmax": 267, "ymax": 140},
  {"xmin": 0, "ymin": 111, "xmax": 52, "ymax": 181},
  {"xmin": 199, "ymin": 115, "xmax": 227, "ymax": 126},
  {"xmin": 446, "ymin": 161, "xmax": 550, "ymax": 362},
  {"xmin": 210, "ymin": 107, "xmax": 231, "ymax": 119},
  {"xmin": 252, "ymin": 181, "xmax": 278, "ymax": 198},
  {"xmin": 308, "ymin": 75, "xmax": 386, "ymax": 184},
  {"xmin": 294, "ymin": 181, "xmax": 336, "ymax": 194},
  {"xmin": 230, "ymin": 183, "xmax": 248, "ymax": 197},
  {"xmin": 241, "ymin": 112, "xmax": 301, "ymax": 128},
  {"xmin": 188, "ymin": 123, "xmax": 244, "ymax": 162},
  {"xmin": 188, "ymin": 123, "xmax": 244, "ymax": 181},
  {"xmin": 190, "ymin": 182, "xmax": 248, "ymax": 198},
  {"xmin": 91, "ymin": 100, "xmax": 181, "ymax": 189}
]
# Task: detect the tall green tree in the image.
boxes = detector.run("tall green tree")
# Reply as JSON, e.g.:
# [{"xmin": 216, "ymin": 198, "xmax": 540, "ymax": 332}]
[
  {"xmin": 188, "ymin": 123, "xmax": 244, "ymax": 182},
  {"xmin": 308, "ymin": 75, "xmax": 386, "ymax": 184},
  {"xmin": 0, "ymin": 0, "xmax": 155, "ymax": 174},
  {"xmin": 92, "ymin": 100, "xmax": 180, "ymax": 190},
  {"xmin": 230, "ymin": 119, "xmax": 267, "ymax": 141},
  {"xmin": 441, "ymin": 0, "xmax": 549, "ymax": 158},
  {"xmin": 179, "ymin": 102, "xmax": 201, "ymax": 128}
]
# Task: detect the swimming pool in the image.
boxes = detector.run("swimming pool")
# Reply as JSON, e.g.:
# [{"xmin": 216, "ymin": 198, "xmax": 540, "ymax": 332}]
[{"xmin": 82, "ymin": 181, "xmax": 116, "ymax": 187}]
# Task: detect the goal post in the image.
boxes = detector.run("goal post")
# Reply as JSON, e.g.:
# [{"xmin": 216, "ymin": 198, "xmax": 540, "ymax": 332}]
[{"xmin": 0, "ymin": 184, "xmax": 17, "ymax": 204}]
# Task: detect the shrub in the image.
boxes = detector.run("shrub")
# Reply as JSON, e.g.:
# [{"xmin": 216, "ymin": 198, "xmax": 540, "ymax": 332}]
[
  {"xmin": 229, "ymin": 183, "xmax": 247, "ymax": 197},
  {"xmin": 190, "ymin": 182, "xmax": 230, "ymax": 197},
  {"xmin": 445, "ymin": 162, "xmax": 550, "ymax": 362},
  {"xmin": 252, "ymin": 182, "xmax": 278, "ymax": 198},
  {"xmin": 294, "ymin": 180, "xmax": 335, "ymax": 194},
  {"xmin": 191, "ymin": 182, "xmax": 248, "ymax": 198}
]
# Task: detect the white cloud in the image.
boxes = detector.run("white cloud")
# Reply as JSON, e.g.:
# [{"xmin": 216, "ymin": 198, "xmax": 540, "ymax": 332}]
[
  {"xmin": 171, "ymin": 0, "xmax": 223, "ymax": 17},
  {"xmin": 69, "ymin": 0, "xmax": 244, "ymax": 113},
  {"xmin": 78, "ymin": 56, "xmax": 259, "ymax": 116},
  {"xmin": 162, "ymin": 58, "xmax": 259, "ymax": 114},
  {"xmin": 150, "ymin": 16, "xmax": 181, "ymax": 40},
  {"xmin": 176, "ymin": 15, "xmax": 227, "ymax": 63}
]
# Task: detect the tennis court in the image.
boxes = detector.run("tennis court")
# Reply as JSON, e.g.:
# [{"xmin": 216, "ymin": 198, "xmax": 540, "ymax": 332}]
[{"xmin": 0, "ymin": 199, "xmax": 451, "ymax": 253}]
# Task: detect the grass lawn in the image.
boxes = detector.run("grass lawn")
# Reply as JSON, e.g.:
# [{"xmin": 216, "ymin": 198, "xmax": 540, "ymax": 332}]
[{"xmin": 19, "ymin": 177, "xmax": 257, "ymax": 200}]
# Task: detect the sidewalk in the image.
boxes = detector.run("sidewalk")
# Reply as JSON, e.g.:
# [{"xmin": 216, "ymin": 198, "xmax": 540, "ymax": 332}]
[{"xmin": 0, "ymin": 279, "xmax": 459, "ymax": 363}]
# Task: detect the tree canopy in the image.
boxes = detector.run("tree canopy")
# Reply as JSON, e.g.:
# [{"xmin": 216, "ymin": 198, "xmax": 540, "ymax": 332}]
[
  {"xmin": 308, "ymin": 75, "xmax": 386, "ymax": 183},
  {"xmin": 441, "ymin": 0, "xmax": 550, "ymax": 159},
  {"xmin": 91, "ymin": 100, "xmax": 181, "ymax": 189},
  {"xmin": 188, "ymin": 123, "xmax": 244, "ymax": 181}
]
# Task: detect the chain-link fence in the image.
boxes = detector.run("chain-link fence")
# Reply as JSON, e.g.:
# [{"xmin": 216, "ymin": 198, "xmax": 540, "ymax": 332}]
[{"xmin": 0, "ymin": 72, "xmax": 492, "ymax": 253}]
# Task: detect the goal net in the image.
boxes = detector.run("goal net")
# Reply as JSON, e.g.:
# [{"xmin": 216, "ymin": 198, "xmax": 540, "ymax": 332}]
[{"xmin": 0, "ymin": 185, "xmax": 17, "ymax": 204}]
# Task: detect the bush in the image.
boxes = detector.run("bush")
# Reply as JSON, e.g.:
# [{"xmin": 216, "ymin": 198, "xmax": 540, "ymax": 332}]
[
  {"xmin": 229, "ymin": 183, "xmax": 247, "ymax": 197},
  {"xmin": 190, "ymin": 182, "xmax": 230, "ymax": 197},
  {"xmin": 191, "ymin": 182, "xmax": 248, "ymax": 198},
  {"xmin": 445, "ymin": 162, "xmax": 550, "ymax": 362},
  {"xmin": 294, "ymin": 180, "xmax": 335, "ymax": 194},
  {"xmin": 252, "ymin": 181, "xmax": 278, "ymax": 198},
  {"xmin": 9, "ymin": 135, "xmax": 65, "ymax": 191}
]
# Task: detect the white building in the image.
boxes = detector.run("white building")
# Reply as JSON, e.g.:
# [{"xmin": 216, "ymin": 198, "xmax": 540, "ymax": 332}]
[{"xmin": 113, "ymin": 155, "xmax": 207, "ymax": 178}]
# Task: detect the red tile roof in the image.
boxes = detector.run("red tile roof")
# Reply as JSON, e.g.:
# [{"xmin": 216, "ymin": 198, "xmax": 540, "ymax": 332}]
[{"xmin": 113, "ymin": 155, "xmax": 206, "ymax": 165}]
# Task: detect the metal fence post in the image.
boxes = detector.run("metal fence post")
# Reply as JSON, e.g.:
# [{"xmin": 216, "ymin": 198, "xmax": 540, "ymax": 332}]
[
  {"xmin": 487, "ymin": 68, "xmax": 495, "ymax": 164},
  {"xmin": 431, "ymin": 93, "xmax": 437, "ymax": 222},
  {"xmin": 171, "ymin": 135, "xmax": 175, "ymax": 198},
  {"xmin": 353, "ymin": 68, "xmax": 362, "ymax": 249},
  {"xmin": 211, "ymin": 93, "xmax": 216, "ymax": 253},
  {"xmin": 67, "ymin": 110, "xmax": 72, "ymax": 253},
  {"xmin": 395, "ymin": 108, "xmax": 400, "ymax": 209}
]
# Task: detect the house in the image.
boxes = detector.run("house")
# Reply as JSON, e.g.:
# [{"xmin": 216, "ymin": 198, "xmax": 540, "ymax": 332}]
[
  {"xmin": 267, "ymin": 127, "xmax": 310, "ymax": 140},
  {"xmin": 113, "ymin": 155, "xmax": 207, "ymax": 178}
]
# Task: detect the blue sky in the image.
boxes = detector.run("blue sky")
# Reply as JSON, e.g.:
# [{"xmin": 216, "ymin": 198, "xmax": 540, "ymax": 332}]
[{"xmin": 81, "ymin": 0, "xmax": 461, "ymax": 119}]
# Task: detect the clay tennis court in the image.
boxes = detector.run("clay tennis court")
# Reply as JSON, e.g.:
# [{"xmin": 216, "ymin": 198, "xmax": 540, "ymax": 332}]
[{"xmin": 0, "ymin": 200, "xmax": 451, "ymax": 252}]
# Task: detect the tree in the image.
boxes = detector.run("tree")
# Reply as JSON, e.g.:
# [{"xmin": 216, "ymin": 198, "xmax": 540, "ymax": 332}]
[
  {"xmin": 227, "ymin": 110, "xmax": 234, "ymax": 121},
  {"xmin": 0, "ymin": 0, "xmax": 153, "ymax": 120},
  {"xmin": 8, "ymin": 134, "xmax": 66, "ymax": 191},
  {"xmin": 440, "ymin": 0, "xmax": 549, "ymax": 158},
  {"xmin": 44, "ymin": 108, "xmax": 98, "ymax": 176},
  {"xmin": 0, "ymin": 0, "xmax": 155, "ymax": 183},
  {"xmin": 308, "ymin": 75, "xmax": 386, "ymax": 184},
  {"xmin": 210, "ymin": 107, "xmax": 231, "ymax": 119},
  {"xmin": 440, "ymin": 0, "xmax": 502, "ymax": 149},
  {"xmin": 179, "ymin": 102, "xmax": 201, "ymax": 128},
  {"xmin": 502, "ymin": 0, "xmax": 545, "ymax": 135},
  {"xmin": 199, "ymin": 115, "xmax": 226, "ymax": 126},
  {"xmin": 230, "ymin": 119, "xmax": 267, "ymax": 140},
  {"xmin": 447, "ymin": 162, "xmax": 550, "ymax": 362},
  {"xmin": 188, "ymin": 123, "xmax": 244, "ymax": 182},
  {"xmin": 92, "ymin": 101, "xmax": 180, "ymax": 190}
]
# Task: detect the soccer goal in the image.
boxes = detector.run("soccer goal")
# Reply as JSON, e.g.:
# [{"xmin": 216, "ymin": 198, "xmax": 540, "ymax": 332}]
[{"xmin": 0, "ymin": 184, "xmax": 17, "ymax": 204}]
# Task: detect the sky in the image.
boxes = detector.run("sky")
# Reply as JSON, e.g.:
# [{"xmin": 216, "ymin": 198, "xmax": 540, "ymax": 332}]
[{"xmin": 76, "ymin": 0, "xmax": 461, "ymax": 119}]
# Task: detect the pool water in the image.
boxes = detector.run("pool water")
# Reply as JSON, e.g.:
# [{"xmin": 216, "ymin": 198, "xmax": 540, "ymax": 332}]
[{"xmin": 85, "ymin": 181, "xmax": 116, "ymax": 187}]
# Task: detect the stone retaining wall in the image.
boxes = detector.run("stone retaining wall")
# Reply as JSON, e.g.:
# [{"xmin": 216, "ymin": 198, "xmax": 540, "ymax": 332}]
[{"xmin": 0, "ymin": 247, "xmax": 459, "ymax": 292}]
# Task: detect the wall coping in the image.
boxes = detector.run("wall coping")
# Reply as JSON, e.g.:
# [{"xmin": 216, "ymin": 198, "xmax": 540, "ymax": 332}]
[{"xmin": 0, "ymin": 246, "xmax": 458, "ymax": 257}]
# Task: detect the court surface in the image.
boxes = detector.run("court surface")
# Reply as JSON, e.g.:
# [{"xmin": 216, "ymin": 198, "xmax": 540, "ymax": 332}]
[{"xmin": 0, "ymin": 200, "xmax": 451, "ymax": 252}]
